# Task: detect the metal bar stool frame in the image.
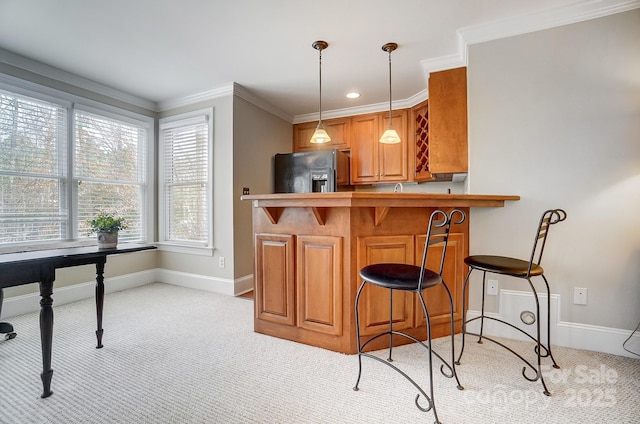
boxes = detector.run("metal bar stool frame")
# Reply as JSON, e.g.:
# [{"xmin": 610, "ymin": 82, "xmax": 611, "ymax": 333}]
[
  {"xmin": 455, "ymin": 208, "xmax": 567, "ymax": 396},
  {"xmin": 353, "ymin": 209, "xmax": 466, "ymax": 424}
]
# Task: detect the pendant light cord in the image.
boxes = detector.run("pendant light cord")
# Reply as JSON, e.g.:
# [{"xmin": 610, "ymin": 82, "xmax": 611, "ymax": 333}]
[
  {"xmin": 387, "ymin": 49, "xmax": 392, "ymax": 126},
  {"xmin": 318, "ymin": 48, "xmax": 323, "ymax": 123}
]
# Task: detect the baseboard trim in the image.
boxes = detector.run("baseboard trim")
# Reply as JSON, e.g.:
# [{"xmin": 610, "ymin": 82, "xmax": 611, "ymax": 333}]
[
  {"xmin": 2, "ymin": 269, "xmax": 157, "ymax": 319},
  {"xmin": 155, "ymin": 269, "xmax": 253, "ymax": 296},
  {"xmin": 465, "ymin": 289, "xmax": 640, "ymax": 359}
]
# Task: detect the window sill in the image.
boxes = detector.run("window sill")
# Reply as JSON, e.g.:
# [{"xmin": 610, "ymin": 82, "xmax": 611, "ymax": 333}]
[
  {"xmin": 156, "ymin": 243, "xmax": 214, "ymax": 256},
  {"xmin": 0, "ymin": 239, "xmax": 97, "ymax": 255}
]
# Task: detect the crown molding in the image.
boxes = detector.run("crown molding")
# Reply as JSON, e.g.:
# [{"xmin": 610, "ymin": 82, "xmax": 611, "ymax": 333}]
[
  {"xmin": 0, "ymin": 47, "xmax": 157, "ymax": 111},
  {"xmin": 232, "ymin": 83, "xmax": 293, "ymax": 122},
  {"xmin": 156, "ymin": 83, "xmax": 234, "ymax": 112},
  {"xmin": 458, "ymin": 0, "xmax": 640, "ymax": 48},
  {"xmin": 419, "ymin": 50, "xmax": 466, "ymax": 76},
  {"xmin": 292, "ymin": 88, "xmax": 428, "ymax": 124},
  {"xmin": 158, "ymin": 82, "xmax": 293, "ymax": 122},
  {"xmin": 421, "ymin": 0, "xmax": 640, "ymax": 77}
]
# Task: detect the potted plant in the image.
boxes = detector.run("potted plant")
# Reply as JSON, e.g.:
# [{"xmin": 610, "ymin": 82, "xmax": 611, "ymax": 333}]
[{"xmin": 88, "ymin": 212, "xmax": 128, "ymax": 249}]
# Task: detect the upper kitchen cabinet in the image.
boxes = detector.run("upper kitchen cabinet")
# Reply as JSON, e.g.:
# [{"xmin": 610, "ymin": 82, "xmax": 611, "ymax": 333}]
[
  {"xmin": 293, "ymin": 117, "xmax": 351, "ymax": 152},
  {"xmin": 351, "ymin": 110, "xmax": 408, "ymax": 184},
  {"xmin": 422, "ymin": 67, "xmax": 468, "ymax": 178}
]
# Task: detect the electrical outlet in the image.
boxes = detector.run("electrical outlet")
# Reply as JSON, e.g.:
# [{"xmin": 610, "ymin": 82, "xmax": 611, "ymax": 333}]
[
  {"xmin": 487, "ymin": 279, "xmax": 498, "ymax": 296},
  {"xmin": 219, "ymin": 256, "xmax": 225, "ymax": 268},
  {"xmin": 574, "ymin": 287, "xmax": 587, "ymax": 305},
  {"xmin": 243, "ymin": 187, "xmax": 250, "ymax": 195}
]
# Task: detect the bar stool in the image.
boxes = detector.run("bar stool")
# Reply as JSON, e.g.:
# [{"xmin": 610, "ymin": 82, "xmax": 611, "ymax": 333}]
[
  {"xmin": 353, "ymin": 209, "xmax": 465, "ymax": 424},
  {"xmin": 456, "ymin": 208, "xmax": 567, "ymax": 396},
  {"xmin": 0, "ymin": 288, "xmax": 17, "ymax": 341}
]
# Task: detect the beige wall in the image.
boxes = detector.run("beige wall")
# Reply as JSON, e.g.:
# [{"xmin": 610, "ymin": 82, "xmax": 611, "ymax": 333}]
[
  {"xmin": 232, "ymin": 97, "xmax": 292, "ymax": 278},
  {"xmin": 156, "ymin": 96, "xmax": 235, "ymax": 281},
  {"xmin": 156, "ymin": 94, "xmax": 291, "ymax": 286},
  {"xmin": 466, "ymin": 10, "xmax": 640, "ymax": 330}
]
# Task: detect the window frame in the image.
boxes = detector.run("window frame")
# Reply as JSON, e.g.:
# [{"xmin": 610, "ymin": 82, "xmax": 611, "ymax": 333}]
[
  {"xmin": 0, "ymin": 73, "xmax": 155, "ymax": 250},
  {"xmin": 158, "ymin": 108, "xmax": 214, "ymax": 256}
]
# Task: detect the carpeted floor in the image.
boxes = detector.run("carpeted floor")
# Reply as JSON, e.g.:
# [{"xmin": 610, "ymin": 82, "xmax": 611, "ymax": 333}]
[{"xmin": 0, "ymin": 283, "xmax": 638, "ymax": 423}]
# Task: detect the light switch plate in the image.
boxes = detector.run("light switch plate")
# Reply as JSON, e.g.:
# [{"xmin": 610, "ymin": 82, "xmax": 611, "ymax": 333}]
[
  {"xmin": 574, "ymin": 287, "xmax": 587, "ymax": 305},
  {"xmin": 487, "ymin": 279, "xmax": 498, "ymax": 296}
]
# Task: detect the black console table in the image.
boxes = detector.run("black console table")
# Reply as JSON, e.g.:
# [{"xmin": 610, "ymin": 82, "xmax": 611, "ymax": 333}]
[{"xmin": 0, "ymin": 243, "xmax": 156, "ymax": 398}]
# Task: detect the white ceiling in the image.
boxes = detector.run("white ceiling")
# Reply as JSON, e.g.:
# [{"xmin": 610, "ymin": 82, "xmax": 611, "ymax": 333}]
[{"xmin": 0, "ymin": 0, "xmax": 634, "ymax": 121}]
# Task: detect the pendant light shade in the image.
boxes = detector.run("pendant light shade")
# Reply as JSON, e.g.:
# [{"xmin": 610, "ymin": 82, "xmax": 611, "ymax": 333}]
[
  {"xmin": 310, "ymin": 40, "xmax": 331, "ymax": 144},
  {"xmin": 379, "ymin": 42, "xmax": 401, "ymax": 144}
]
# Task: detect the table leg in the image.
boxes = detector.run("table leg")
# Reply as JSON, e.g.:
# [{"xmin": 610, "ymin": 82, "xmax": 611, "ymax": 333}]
[
  {"xmin": 95, "ymin": 259, "xmax": 106, "ymax": 348},
  {"xmin": 39, "ymin": 269, "xmax": 55, "ymax": 398}
]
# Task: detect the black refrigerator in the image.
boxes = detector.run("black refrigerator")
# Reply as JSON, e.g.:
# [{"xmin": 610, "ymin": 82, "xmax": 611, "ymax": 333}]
[{"xmin": 273, "ymin": 149, "xmax": 349, "ymax": 193}]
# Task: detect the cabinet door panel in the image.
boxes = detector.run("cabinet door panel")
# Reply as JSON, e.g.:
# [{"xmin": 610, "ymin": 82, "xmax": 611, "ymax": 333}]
[
  {"xmin": 414, "ymin": 233, "xmax": 464, "ymax": 327},
  {"xmin": 255, "ymin": 233, "xmax": 295, "ymax": 325},
  {"xmin": 297, "ymin": 235, "xmax": 343, "ymax": 335},
  {"xmin": 356, "ymin": 235, "xmax": 414, "ymax": 336},
  {"xmin": 350, "ymin": 114, "xmax": 379, "ymax": 183},
  {"xmin": 428, "ymin": 67, "xmax": 468, "ymax": 174},
  {"xmin": 293, "ymin": 118, "xmax": 351, "ymax": 152},
  {"xmin": 379, "ymin": 110, "xmax": 408, "ymax": 181}
]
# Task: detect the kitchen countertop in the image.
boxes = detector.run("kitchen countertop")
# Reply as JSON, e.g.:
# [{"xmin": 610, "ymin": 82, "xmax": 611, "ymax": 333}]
[{"xmin": 241, "ymin": 192, "xmax": 520, "ymax": 208}]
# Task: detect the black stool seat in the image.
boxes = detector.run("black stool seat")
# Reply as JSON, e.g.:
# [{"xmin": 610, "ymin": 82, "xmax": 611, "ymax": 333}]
[
  {"xmin": 359, "ymin": 263, "xmax": 441, "ymax": 291},
  {"xmin": 464, "ymin": 255, "xmax": 544, "ymax": 277}
]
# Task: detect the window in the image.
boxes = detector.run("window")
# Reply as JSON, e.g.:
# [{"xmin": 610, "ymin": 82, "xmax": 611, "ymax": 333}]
[
  {"xmin": 74, "ymin": 108, "xmax": 147, "ymax": 242},
  {"xmin": 159, "ymin": 109, "xmax": 212, "ymax": 252},
  {"xmin": 0, "ymin": 81, "xmax": 152, "ymax": 247},
  {"xmin": 0, "ymin": 91, "xmax": 68, "ymax": 243}
]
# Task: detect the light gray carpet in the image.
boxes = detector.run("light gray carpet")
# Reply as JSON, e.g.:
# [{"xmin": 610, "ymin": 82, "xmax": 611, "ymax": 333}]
[{"xmin": 0, "ymin": 283, "xmax": 638, "ymax": 423}]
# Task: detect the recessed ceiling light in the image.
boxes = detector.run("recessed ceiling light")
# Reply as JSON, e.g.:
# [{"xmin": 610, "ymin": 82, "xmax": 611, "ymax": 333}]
[{"xmin": 346, "ymin": 92, "xmax": 360, "ymax": 99}]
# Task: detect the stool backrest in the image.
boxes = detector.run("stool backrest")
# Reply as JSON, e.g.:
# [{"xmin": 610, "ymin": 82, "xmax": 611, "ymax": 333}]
[
  {"xmin": 419, "ymin": 209, "xmax": 466, "ymax": 283},
  {"xmin": 527, "ymin": 208, "xmax": 567, "ymax": 276}
]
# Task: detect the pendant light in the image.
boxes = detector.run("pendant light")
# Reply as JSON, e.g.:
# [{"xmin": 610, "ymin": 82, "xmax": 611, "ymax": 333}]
[
  {"xmin": 310, "ymin": 40, "xmax": 331, "ymax": 144},
  {"xmin": 379, "ymin": 42, "xmax": 401, "ymax": 144}
]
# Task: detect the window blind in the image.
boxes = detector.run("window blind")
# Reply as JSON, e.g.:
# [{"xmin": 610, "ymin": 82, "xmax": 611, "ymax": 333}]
[
  {"xmin": 0, "ymin": 81, "xmax": 151, "ymax": 248},
  {"xmin": 74, "ymin": 110, "xmax": 146, "ymax": 241},
  {"xmin": 160, "ymin": 117, "xmax": 209, "ymax": 244},
  {"xmin": 0, "ymin": 90, "xmax": 68, "ymax": 243}
]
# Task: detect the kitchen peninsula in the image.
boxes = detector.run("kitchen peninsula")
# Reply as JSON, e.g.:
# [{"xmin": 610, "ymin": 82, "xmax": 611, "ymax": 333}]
[{"xmin": 243, "ymin": 192, "xmax": 519, "ymax": 354}]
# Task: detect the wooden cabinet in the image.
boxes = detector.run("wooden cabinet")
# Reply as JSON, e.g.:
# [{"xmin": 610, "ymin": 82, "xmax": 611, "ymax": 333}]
[
  {"xmin": 254, "ymin": 233, "xmax": 295, "ymax": 326},
  {"xmin": 411, "ymin": 67, "xmax": 468, "ymax": 181},
  {"xmin": 296, "ymin": 235, "xmax": 343, "ymax": 336},
  {"xmin": 350, "ymin": 110, "xmax": 408, "ymax": 184},
  {"xmin": 356, "ymin": 235, "xmax": 415, "ymax": 336},
  {"xmin": 255, "ymin": 232, "xmax": 344, "ymax": 337},
  {"xmin": 413, "ymin": 233, "xmax": 465, "ymax": 329},
  {"xmin": 292, "ymin": 67, "xmax": 467, "ymax": 183},
  {"xmin": 356, "ymin": 232, "xmax": 465, "ymax": 343},
  {"xmin": 293, "ymin": 117, "xmax": 351, "ymax": 152},
  {"xmin": 246, "ymin": 193, "xmax": 518, "ymax": 353}
]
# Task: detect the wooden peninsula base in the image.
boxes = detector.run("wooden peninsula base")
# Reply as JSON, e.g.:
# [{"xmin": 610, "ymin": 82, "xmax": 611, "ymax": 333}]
[{"xmin": 242, "ymin": 192, "xmax": 519, "ymax": 354}]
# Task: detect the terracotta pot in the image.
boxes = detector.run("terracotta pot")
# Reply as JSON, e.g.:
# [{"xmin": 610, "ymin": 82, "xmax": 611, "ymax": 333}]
[{"xmin": 97, "ymin": 231, "xmax": 118, "ymax": 249}]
